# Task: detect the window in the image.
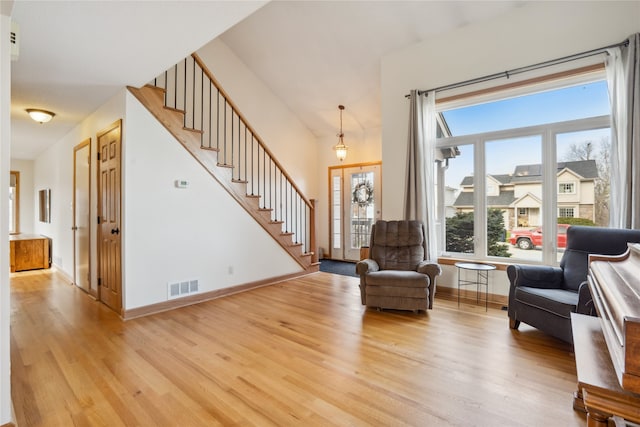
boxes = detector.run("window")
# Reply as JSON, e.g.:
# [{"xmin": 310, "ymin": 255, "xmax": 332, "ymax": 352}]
[
  {"xmin": 559, "ymin": 207, "xmax": 575, "ymax": 218},
  {"xmin": 438, "ymin": 78, "xmax": 611, "ymax": 263},
  {"xmin": 558, "ymin": 183, "xmax": 575, "ymax": 194}
]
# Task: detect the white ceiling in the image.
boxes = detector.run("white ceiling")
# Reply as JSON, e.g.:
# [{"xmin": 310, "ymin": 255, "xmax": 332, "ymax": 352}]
[
  {"xmin": 219, "ymin": 1, "xmax": 524, "ymax": 139},
  {"xmin": 9, "ymin": 0, "xmax": 524, "ymax": 159},
  {"xmin": 9, "ymin": 0, "xmax": 266, "ymax": 159}
]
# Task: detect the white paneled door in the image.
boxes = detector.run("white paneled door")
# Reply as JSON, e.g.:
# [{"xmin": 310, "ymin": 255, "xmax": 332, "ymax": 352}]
[
  {"xmin": 330, "ymin": 163, "xmax": 381, "ymax": 261},
  {"xmin": 73, "ymin": 139, "xmax": 91, "ymax": 293}
]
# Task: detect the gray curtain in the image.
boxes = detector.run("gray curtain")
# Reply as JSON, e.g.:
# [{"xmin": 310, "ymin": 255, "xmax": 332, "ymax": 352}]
[
  {"xmin": 607, "ymin": 33, "xmax": 640, "ymax": 228},
  {"xmin": 404, "ymin": 90, "xmax": 437, "ymax": 259}
]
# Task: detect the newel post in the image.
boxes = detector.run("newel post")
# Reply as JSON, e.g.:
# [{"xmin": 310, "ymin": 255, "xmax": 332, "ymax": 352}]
[{"xmin": 310, "ymin": 199, "xmax": 317, "ymax": 264}]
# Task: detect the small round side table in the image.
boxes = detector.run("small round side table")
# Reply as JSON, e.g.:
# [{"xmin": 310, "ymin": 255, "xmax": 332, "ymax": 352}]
[{"xmin": 454, "ymin": 262, "xmax": 496, "ymax": 311}]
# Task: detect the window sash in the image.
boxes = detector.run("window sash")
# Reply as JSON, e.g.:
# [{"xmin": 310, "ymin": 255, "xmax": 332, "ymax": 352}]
[{"xmin": 436, "ymin": 115, "xmax": 609, "ymax": 264}]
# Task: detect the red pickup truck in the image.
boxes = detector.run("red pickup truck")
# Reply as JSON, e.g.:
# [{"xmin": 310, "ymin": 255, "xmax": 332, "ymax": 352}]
[{"xmin": 509, "ymin": 224, "xmax": 571, "ymax": 250}]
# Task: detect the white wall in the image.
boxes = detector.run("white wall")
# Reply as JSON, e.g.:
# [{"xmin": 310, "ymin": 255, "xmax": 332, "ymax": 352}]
[
  {"xmin": 10, "ymin": 158, "xmax": 34, "ymax": 233},
  {"xmin": 381, "ymin": 1, "xmax": 640, "ymax": 221},
  {"xmin": 380, "ymin": 1, "xmax": 640, "ymax": 292},
  {"xmin": 197, "ymin": 38, "xmax": 318, "ymax": 197},
  {"xmin": 34, "ymin": 91, "xmax": 126, "ymax": 292},
  {"xmin": 123, "ymin": 93, "xmax": 301, "ymax": 309},
  {"xmin": 0, "ymin": 9, "xmax": 13, "ymax": 426}
]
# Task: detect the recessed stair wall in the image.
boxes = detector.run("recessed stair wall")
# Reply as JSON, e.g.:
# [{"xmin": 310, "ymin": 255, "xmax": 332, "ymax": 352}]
[{"xmin": 128, "ymin": 53, "xmax": 317, "ymax": 272}]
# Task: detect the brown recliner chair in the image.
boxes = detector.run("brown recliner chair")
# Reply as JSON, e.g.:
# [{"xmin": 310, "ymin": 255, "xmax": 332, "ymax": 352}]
[{"xmin": 356, "ymin": 220, "xmax": 441, "ymax": 311}]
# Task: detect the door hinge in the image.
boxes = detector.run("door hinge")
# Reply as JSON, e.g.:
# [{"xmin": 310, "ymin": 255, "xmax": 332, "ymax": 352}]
[
  {"xmin": 98, "ymin": 278, "xmax": 102, "ymax": 286},
  {"xmin": 97, "ymin": 152, "xmax": 101, "ymax": 160},
  {"xmin": 97, "ymin": 216, "xmax": 101, "ymax": 225}
]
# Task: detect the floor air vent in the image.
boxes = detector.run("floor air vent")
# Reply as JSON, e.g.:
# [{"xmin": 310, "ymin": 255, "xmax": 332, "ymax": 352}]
[{"xmin": 168, "ymin": 279, "xmax": 199, "ymax": 300}]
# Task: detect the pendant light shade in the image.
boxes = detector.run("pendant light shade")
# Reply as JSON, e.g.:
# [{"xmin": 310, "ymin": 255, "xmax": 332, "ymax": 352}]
[{"xmin": 333, "ymin": 105, "xmax": 348, "ymax": 161}]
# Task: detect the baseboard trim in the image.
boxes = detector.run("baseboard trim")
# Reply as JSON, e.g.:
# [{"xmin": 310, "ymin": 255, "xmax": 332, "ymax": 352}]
[
  {"xmin": 52, "ymin": 265, "xmax": 74, "ymax": 284},
  {"xmin": 122, "ymin": 268, "xmax": 317, "ymax": 320},
  {"xmin": 435, "ymin": 286, "xmax": 508, "ymax": 310},
  {"xmin": 1, "ymin": 422, "xmax": 16, "ymax": 427}
]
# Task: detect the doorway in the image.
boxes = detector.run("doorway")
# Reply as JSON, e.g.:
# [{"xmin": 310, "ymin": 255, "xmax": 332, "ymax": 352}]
[
  {"xmin": 329, "ymin": 162, "xmax": 381, "ymax": 261},
  {"xmin": 73, "ymin": 139, "xmax": 91, "ymax": 293},
  {"xmin": 97, "ymin": 120, "xmax": 122, "ymax": 314}
]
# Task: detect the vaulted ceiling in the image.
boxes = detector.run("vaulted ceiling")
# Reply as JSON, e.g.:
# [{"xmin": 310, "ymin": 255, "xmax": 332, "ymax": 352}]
[{"xmin": 9, "ymin": 0, "xmax": 523, "ymax": 159}]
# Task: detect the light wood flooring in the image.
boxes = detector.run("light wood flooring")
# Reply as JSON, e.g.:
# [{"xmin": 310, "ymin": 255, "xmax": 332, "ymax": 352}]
[{"xmin": 10, "ymin": 269, "xmax": 586, "ymax": 426}]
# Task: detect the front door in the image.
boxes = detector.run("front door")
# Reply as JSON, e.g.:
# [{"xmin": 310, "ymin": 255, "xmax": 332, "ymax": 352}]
[
  {"xmin": 97, "ymin": 120, "xmax": 122, "ymax": 314},
  {"xmin": 329, "ymin": 163, "xmax": 382, "ymax": 261},
  {"xmin": 73, "ymin": 139, "xmax": 91, "ymax": 293}
]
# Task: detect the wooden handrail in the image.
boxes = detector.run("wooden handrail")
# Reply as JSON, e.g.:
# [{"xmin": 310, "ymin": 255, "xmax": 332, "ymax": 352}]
[{"xmin": 192, "ymin": 53, "xmax": 313, "ymax": 210}]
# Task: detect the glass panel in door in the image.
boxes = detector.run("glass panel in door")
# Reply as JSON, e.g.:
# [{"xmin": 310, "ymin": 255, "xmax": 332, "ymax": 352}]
[{"xmin": 343, "ymin": 164, "xmax": 381, "ymax": 260}]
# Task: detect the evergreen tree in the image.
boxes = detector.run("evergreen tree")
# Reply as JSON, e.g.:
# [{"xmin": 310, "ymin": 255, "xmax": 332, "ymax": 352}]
[{"xmin": 446, "ymin": 209, "xmax": 511, "ymax": 257}]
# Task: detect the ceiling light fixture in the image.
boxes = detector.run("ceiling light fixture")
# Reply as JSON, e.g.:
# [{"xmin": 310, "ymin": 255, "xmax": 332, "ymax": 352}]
[
  {"xmin": 26, "ymin": 108, "xmax": 55, "ymax": 124},
  {"xmin": 333, "ymin": 105, "xmax": 348, "ymax": 162}
]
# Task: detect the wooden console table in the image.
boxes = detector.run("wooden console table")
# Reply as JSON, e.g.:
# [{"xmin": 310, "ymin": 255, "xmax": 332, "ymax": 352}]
[
  {"xmin": 9, "ymin": 234, "xmax": 51, "ymax": 273},
  {"xmin": 571, "ymin": 313, "xmax": 640, "ymax": 426}
]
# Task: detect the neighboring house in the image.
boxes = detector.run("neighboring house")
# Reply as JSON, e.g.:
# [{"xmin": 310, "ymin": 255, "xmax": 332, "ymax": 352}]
[{"xmin": 452, "ymin": 160, "xmax": 598, "ymax": 229}]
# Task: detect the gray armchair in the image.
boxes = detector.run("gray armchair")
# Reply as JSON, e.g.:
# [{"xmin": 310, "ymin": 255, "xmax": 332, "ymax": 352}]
[
  {"xmin": 356, "ymin": 220, "xmax": 441, "ymax": 312},
  {"xmin": 507, "ymin": 225, "xmax": 640, "ymax": 343}
]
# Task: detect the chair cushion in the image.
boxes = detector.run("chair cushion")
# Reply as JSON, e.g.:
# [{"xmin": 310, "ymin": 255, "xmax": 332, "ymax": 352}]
[
  {"xmin": 514, "ymin": 286, "xmax": 579, "ymax": 319},
  {"xmin": 366, "ymin": 285, "xmax": 428, "ymax": 299},
  {"xmin": 371, "ymin": 220, "xmax": 425, "ymax": 271},
  {"xmin": 365, "ymin": 270, "xmax": 429, "ymax": 288}
]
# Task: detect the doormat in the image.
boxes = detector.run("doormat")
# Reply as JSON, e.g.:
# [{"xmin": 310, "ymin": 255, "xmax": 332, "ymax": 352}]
[{"xmin": 319, "ymin": 259, "xmax": 358, "ymax": 278}]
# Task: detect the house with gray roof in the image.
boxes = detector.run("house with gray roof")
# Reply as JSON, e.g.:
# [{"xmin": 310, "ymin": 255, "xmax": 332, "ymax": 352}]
[{"xmin": 452, "ymin": 160, "xmax": 598, "ymax": 229}]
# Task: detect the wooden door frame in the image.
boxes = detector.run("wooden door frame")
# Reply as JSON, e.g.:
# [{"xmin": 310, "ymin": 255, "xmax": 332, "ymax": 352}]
[
  {"xmin": 96, "ymin": 119, "xmax": 123, "ymax": 312},
  {"xmin": 73, "ymin": 138, "xmax": 92, "ymax": 295},
  {"xmin": 327, "ymin": 161, "xmax": 382, "ymax": 260}
]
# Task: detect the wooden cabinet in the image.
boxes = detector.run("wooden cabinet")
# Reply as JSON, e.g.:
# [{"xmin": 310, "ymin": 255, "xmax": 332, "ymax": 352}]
[{"xmin": 9, "ymin": 234, "xmax": 51, "ymax": 273}]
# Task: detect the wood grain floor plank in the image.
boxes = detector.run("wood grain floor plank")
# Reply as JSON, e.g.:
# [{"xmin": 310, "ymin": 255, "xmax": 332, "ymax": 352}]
[{"xmin": 10, "ymin": 270, "xmax": 587, "ymax": 426}]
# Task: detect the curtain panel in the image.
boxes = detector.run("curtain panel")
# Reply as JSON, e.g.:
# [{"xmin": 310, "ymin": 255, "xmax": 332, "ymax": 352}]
[
  {"xmin": 607, "ymin": 33, "xmax": 640, "ymax": 229},
  {"xmin": 404, "ymin": 90, "xmax": 437, "ymax": 259}
]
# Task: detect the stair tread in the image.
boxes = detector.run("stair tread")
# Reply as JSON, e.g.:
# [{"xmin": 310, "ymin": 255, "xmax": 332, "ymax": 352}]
[
  {"xmin": 183, "ymin": 127, "xmax": 204, "ymax": 134},
  {"xmin": 145, "ymin": 84, "xmax": 166, "ymax": 94},
  {"xmin": 164, "ymin": 106, "xmax": 185, "ymax": 114},
  {"xmin": 232, "ymin": 179, "xmax": 248, "ymax": 184},
  {"xmin": 200, "ymin": 146, "xmax": 220, "ymax": 152},
  {"xmin": 216, "ymin": 163, "xmax": 234, "ymax": 169}
]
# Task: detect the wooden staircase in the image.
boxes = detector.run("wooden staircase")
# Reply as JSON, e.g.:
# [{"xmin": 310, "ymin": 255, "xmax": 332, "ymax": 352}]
[{"xmin": 128, "ymin": 57, "xmax": 317, "ymax": 272}]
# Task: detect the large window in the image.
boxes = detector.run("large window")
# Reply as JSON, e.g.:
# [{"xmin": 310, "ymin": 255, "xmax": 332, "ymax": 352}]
[{"xmin": 437, "ymin": 79, "xmax": 611, "ymax": 264}]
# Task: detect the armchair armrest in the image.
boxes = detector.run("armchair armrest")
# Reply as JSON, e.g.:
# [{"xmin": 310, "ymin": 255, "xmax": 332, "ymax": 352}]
[
  {"xmin": 417, "ymin": 260, "xmax": 441, "ymax": 310},
  {"xmin": 506, "ymin": 264, "xmax": 564, "ymax": 289},
  {"xmin": 417, "ymin": 260, "xmax": 442, "ymax": 278},
  {"xmin": 356, "ymin": 259, "xmax": 379, "ymax": 276}
]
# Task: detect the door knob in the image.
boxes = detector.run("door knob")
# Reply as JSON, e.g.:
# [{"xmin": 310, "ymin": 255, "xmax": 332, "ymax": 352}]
[{"xmin": 111, "ymin": 227, "xmax": 120, "ymax": 235}]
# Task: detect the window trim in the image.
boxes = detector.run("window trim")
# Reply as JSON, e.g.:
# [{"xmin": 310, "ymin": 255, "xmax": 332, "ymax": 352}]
[
  {"xmin": 436, "ymin": 115, "xmax": 610, "ymax": 264},
  {"xmin": 558, "ymin": 182, "xmax": 576, "ymax": 194},
  {"xmin": 558, "ymin": 206, "xmax": 577, "ymax": 218}
]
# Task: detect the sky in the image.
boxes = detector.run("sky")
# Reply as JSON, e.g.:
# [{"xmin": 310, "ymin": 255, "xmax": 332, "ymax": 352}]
[{"xmin": 440, "ymin": 80, "xmax": 611, "ymax": 189}]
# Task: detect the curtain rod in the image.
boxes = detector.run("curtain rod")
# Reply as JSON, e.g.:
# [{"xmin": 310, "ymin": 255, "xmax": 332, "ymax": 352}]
[{"xmin": 405, "ymin": 38, "xmax": 629, "ymax": 98}]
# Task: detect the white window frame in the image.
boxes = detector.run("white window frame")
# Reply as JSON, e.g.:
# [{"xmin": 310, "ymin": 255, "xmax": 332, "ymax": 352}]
[
  {"xmin": 558, "ymin": 206, "xmax": 576, "ymax": 218},
  {"xmin": 436, "ymin": 115, "xmax": 610, "ymax": 265},
  {"xmin": 558, "ymin": 182, "xmax": 576, "ymax": 194}
]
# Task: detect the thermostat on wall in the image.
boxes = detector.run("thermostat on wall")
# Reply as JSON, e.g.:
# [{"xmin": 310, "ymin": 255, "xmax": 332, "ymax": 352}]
[{"xmin": 175, "ymin": 179, "xmax": 190, "ymax": 189}]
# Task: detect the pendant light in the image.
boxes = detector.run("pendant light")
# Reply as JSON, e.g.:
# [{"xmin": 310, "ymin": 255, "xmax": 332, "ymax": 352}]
[{"xmin": 333, "ymin": 105, "xmax": 348, "ymax": 161}]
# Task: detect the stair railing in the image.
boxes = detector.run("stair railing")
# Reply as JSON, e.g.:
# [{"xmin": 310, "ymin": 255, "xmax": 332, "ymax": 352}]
[{"xmin": 151, "ymin": 54, "xmax": 315, "ymax": 261}]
